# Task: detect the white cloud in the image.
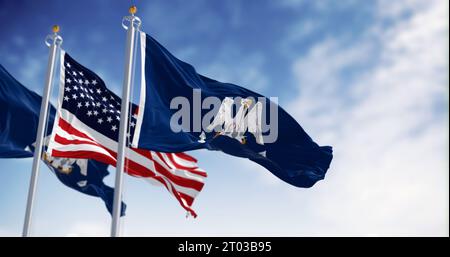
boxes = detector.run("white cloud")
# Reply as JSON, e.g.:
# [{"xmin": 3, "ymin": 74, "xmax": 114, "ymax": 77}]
[
  {"xmin": 64, "ymin": 221, "xmax": 109, "ymax": 237},
  {"xmin": 285, "ymin": 0, "xmax": 448, "ymax": 235},
  {"xmin": 199, "ymin": 47, "xmax": 269, "ymax": 91},
  {"xmin": 18, "ymin": 53, "xmax": 47, "ymax": 90},
  {"xmin": 0, "ymin": 228, "xmax": 16, "ymax": 237},
  {"xmin": 277, "ymin": 0, "xmax": 360, "ymax": 11}
]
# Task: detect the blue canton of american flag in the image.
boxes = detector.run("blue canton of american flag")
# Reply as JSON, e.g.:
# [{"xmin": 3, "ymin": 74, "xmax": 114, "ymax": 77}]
[
  {"xmin": 47, "ymin": 51, "xmax": 207, "ymax": 217},
  {"xmin": 61, "ymin": 53, "xmax": 137, "ymax": 143}
]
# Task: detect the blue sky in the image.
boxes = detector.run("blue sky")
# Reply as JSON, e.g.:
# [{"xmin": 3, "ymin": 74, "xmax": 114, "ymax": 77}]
[{"xmin": 0, "ymin": 0, "xmax": 448, "ymax": 236}]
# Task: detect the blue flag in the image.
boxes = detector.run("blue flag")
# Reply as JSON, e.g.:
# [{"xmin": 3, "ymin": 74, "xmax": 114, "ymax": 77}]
[
  {"xmin": 133, "ymin": 33, "xmax": 333, "ymax": 188},
  {"xmin": 0, "ymin": 63, "xmax": 125, "ymax": 215}
]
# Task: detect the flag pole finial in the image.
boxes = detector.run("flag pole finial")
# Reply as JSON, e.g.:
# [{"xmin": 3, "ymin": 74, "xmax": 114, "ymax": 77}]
[
  {"xmin": 129, "ymin": 5, "xmax": 137, "ymax": 15},
  {"xmin": 52, "ymin": 25, "xmax": 60, "ymax": 34}
]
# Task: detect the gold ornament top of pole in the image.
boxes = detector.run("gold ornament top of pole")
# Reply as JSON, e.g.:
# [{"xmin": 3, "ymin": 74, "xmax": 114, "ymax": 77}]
[
  {"xmin": 52, "ymin": 25, "xmax": 60, "ymax": 34},
  {"xmin": 129, "ymin": 5, "xmax": 137, "ymax": 15},
  {"xmin": 122, "ymin": 5, "xmax": 141, "ymax": 30}
]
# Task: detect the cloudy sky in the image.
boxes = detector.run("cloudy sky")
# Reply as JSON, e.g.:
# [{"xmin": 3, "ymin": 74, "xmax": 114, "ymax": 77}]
[{"xmin": 0, "ymin": 0, "xmax": 448, "ymax": 236}]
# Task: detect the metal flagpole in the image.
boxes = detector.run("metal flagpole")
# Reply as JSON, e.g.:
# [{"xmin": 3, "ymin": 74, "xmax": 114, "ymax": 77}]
[
  {"xmin": 111, "ymin": 5, "xmax": 141, "ymax": 237},
  {"xmin": 22, "ymin": 25, "xmax": 63, "ymax": 237}
]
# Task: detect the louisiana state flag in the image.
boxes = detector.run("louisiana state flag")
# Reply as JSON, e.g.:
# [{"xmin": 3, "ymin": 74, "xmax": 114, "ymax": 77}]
[{"xmin": 132, "ymin": 33, "xmax": 333, "ymax": 188}]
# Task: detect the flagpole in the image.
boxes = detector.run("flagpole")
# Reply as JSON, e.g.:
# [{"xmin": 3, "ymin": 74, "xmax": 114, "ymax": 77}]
[
  {"xmin": 22, "ymin": 25, "xmax": 62, "ymax": 237},
  {"xmin": 111, "ymin": 6, "xmax": 141, "ymax": 237}
]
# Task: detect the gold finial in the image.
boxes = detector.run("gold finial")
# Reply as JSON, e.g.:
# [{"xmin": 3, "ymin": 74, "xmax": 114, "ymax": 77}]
[
  {"xmin": 52, "ymin": 25, "xmax": 60, "ymax": 33},
  {"xmin": 129, "ymin": 5, "xmax": 137, "ymax": 15}
]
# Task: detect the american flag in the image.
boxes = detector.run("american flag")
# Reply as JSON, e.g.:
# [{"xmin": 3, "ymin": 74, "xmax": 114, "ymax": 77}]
[{"xmin": 47, "ymin": 51, "xmax": 206, "ymax": 217}]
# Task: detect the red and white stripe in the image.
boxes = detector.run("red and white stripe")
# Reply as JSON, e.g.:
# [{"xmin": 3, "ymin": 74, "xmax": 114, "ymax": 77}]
[{"xmin": 47, "ymin": 109, "xmax": 206, "ymax": 217}]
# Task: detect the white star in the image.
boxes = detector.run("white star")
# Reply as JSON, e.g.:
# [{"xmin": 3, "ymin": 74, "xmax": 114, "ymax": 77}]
[
  {"xmin": 64, "ymin": 96, "xmax": 69, "ymax": 101},
  {"xmin": 110, "ymin": 96, "xmax": 115, "ymax": 100},
  {"xmin": 96, "ymin": 88, "xmax": 102, "ymax": 94},
  {"xmin": 73, "ymin": 85, "xmax": 78, "ymax": 90},
  {"xmin": 72, "ymin": 71, "xmax": 77, "ymax": 76},
  {"xmin": 87, "ymin": 111, "xmax": 92, "ymax": 116},
  {"xmin": 111, "ymin": 125, "xmax": 117, "ymax": 131},
  {"xmin": 84, "ymin": 79, "xmax": 89, "ymax": 85},
  {"xmin": 106, "ymin": 116, "xmax": 113, "ymax": 123},
  {"xmin": 66, "ymin": 78, "xmax": 72, "ymax": 83},
  {"xmin": 72, "ymin": 94, "xmax": 78, "ymax": 100},
  {"xmin": 116, "ymin": 115, "xmax": 120, "ymax": 120},
  {"xmin": 65, "ymin": 87, "xmax": 71, "ymax": 92},
  {"xmin": 130, "ymin": 121, "xmax": 136, "ymax": 127},
  {"xmin": 102, "ymin": 108, "xmax": 107, "ymax": 113},
  {"xmin": 109, "ymin": 104, "xmax": 114, "ymax": 108},
  {"xmin": 85, "ymin": 102, "xmax": 90, "ymax": 107},
  {"xmin": 97, "ymin": 118, "xmax": 103, "ymax": 124},
  {"xmin": 92, "ymin": 80, "xmax": 98, "ymax": 85},
  {"xmin": 77, "ymin": 102, "xmax": 82, "ymax": 108},
  {"xmin": 79, "ymin": 71, "xmax": 84, "ymax": 76},
  {"xmin": 93, "ymin": 110, "xmax": 98, "ymax": 116},
  {"xmin": 78, "ymin": 79, "xmax": 83, "ymax": 84},
  {"xmin": 66, "ymin": 62, "xmax": 71, "ymax": 68},
  {"xmin": 80, "ymin": 93, "xmax": 85, "ymax": 98},
  {"xmin": 96, "ymin": 102, "xmax": 101, "ymax": 107},
  {"xmin": 89, "ymin": 89, "xmax": 93, "ymax": 94},
  {"xmin": 109, "ymin": 109, "xmax": 114, "ymax": 113},
  {"xmin": 132, "ymin": 114, "xmax": 138, "ymax": 119},
  {"xmin": 102, "ymin": 97, "xmax": 107, "ymax": 102}
]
